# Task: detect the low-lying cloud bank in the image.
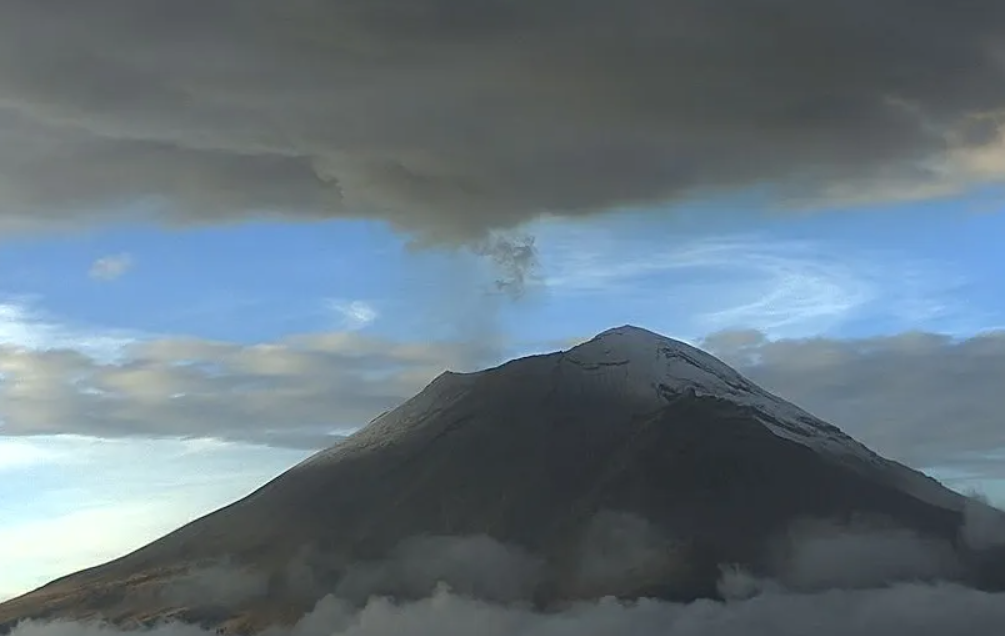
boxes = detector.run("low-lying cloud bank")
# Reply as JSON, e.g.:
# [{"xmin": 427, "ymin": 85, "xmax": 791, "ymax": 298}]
[
  {"xmin": 12, "ymin": 579, "xmax": 1005, "ymax": 636},
  {"xmin": 8, "ymin": 504, "xmax": 1005, "ymax": 636}
]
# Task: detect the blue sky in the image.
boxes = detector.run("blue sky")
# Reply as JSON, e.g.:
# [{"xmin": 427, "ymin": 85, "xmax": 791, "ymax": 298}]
[
  {"xmin": 3, "ymin": 190, "xmax": 1002, "ymax": 347},
  {"xmin": 1, "ymin": 190, "xmax": 1005, "ymax": 599}
]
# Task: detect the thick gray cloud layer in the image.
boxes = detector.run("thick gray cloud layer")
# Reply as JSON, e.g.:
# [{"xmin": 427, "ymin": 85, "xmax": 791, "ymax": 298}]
[
  {"xmin": 2, "ymin": 2, "xmax": 1005, "ymax": 237},
  {"xmin": 704, "ymin": 329, "xmax": 1005, "ymax": 469},
  {"xmin": 2, "ymin": 329, "xmax": 1004, "ymax": 477},
  {"xmin": 0, "ymin": 332, "xmax": 497, "ymax": 449},
  {"xmin": 11, "ymin": 519, "xmax": 1005, "ymax": 636},
  {"xmin": 13, "ymin": 582, "xmax": 1005, "ymax": 636}
]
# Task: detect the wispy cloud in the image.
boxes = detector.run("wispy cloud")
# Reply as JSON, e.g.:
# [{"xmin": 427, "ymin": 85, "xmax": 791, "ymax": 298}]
[
  {"xmin": 535, "ymin": 228, "xmax": 975, "ymax": 339},
  {"xmin": 329, "ymin": 299, "xmax": 379, "ymax": 330},
  {"xmin": 0, "ymin": 296, "xmax": 138, "ymax": 360},
  {"xmin": 88, "ymin": 253, "xmax": 133, "ymax": 281}
]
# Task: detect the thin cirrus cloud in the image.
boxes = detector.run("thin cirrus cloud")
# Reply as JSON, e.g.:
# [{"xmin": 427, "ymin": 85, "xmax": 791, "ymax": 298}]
[
  {"xmin": 535, "ymin": 231, "xmax": 974, "ymax": 339},
  {"xmin": 0, "ymin": 296, "xmax": 138, "ymax": 360},
  {"xmin": 330, "ymin": 299, "xmax": 379, "ymax": 331},
  {"xmin": 88, "ymin": 253, "xmax": 133, "ymax": 281}
]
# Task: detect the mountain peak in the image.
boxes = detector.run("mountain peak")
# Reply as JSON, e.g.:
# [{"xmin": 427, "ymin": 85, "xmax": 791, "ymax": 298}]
[
  {"xmin": 581, "ymin": 324, "xmax": 687, "ymax": 353},
  {"xmin": 582, "ymin": 324, "xmax": 684, "ymax": 350},
  {"xmin": 555, "ymin": 324, "xmax": 895, "ymax": 469},
  {"xmin": 564, "ymin": 324, "xmax": 748, "ymax": 393},
  {"xmin": 593, "ymin": 323, "xmax": 666, "ymax": 339},
  {"xmin": 300, "ymin": 324, "xmax": 884, "ymax": 476}
]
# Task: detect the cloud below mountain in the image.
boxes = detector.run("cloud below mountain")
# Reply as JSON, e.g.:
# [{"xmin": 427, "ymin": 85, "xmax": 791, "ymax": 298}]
[
  {"xmin": 10, "ymin": 584, "xmax": 1005, "ymax": 636},
  {"xmin": 9, "ymin": 521, "xmax": 1005, "ymax": 636}
]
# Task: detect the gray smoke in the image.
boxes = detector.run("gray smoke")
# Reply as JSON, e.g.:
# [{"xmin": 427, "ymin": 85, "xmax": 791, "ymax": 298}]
[{"xmin": 469, "ymin": 233, "xmax": 540, "ymax": 300}]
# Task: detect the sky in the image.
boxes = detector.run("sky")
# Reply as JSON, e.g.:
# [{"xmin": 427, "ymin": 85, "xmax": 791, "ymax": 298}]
[
  {"xmin": 3, "ymin": 0, "xmax": 1005, "ymax": 604},
  {"xmin": 2, "ymin": 192, "xmax": 1004, "ymax": 600}
]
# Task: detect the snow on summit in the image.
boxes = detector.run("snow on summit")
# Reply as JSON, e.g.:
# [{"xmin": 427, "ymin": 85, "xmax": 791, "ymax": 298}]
[
  {"xmin": 565, "ymin": 325, "xmax": 755, "ymax": 394},
  {"xmin": 297, "ymin": 325, "xmax": 900, "ymax": 475},
  {"xmin": 562, "ymin": 325, "xmax": 884, "ymax": 463}
]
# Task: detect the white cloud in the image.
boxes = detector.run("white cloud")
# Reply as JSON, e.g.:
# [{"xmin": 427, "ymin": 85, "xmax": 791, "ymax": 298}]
[
  {"xmin": 533, "ymin": 228, "xmax": 974, "ymax": 340},
  {"xmin": 88, "ymin": 253, "xmax": 133, "ymax": 281},
  {"xmin": 0, "ymin": 328, "xmax": 496, "ymax": 447},
  {"xmin": 330, "ymin": 300, "xmax": 379, "ymax": 330},
  {"xmin": 0, "ymin": 296, "xmax": 137, "ymax": 361},
  {"xmin": 0, "ymin": 317, "xmax": 1002, "ymax": 486}
]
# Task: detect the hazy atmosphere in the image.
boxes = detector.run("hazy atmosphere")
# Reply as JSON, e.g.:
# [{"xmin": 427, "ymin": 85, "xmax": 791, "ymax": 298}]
[{"xmin": 2, "ymin": 1, "xmax": 1005, "ymax": 634}]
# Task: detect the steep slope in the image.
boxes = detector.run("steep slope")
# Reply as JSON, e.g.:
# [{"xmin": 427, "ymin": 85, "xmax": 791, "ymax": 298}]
[{"xmin": 0, "ymin": 326, "xmax": 985, "ymax": 632}]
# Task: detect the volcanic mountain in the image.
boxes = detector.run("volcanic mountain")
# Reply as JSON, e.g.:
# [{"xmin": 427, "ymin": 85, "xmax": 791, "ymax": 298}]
[{"xmin": 1, "ymin": 326, "xmax": 1001, "ymax": 633}]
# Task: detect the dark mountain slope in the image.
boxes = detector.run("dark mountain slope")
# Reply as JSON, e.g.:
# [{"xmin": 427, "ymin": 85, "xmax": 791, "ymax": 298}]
[{"xmin": 0, "ymin": 326, "xmax": 994, "ymax": 633}]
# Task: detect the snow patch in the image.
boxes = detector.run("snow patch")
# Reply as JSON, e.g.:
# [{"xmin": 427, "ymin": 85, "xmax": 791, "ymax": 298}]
[{"xmin": 564, "ymin": 326, "xmax": 884, "ymax": 466}]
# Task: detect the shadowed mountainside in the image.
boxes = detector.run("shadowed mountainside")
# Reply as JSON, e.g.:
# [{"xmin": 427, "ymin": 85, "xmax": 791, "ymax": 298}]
[{"xmin": 1, "ymin": 326, "xmax": 1001, "ymax": 634}]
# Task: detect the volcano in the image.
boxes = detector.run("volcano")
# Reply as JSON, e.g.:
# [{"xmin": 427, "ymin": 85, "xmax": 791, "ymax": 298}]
[{"xmin": 0, "ymin": 325, "xmax": 999, "ymax": 633}]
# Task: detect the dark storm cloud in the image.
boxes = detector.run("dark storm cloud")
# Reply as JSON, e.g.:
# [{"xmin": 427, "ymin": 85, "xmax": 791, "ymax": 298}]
[{"xmin": 2, "ymin": 1, "xmax": 1005, "ymax": 238}]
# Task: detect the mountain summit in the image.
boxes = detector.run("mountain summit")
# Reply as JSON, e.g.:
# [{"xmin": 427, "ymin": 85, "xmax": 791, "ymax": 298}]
[
  {"xmin": 0, "ymin": 325, "xmax": 997, "ymax": 633},
  {"xmin": 301, "ymin": 325, "xmax": 884, "ymax": 475}
]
